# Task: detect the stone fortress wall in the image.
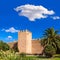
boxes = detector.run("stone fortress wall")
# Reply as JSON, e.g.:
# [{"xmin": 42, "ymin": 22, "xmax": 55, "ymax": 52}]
[
  {"xmin": 8, "ymin": 30, "xmax": 43, "ymax": 54},
  {"xmin": 18, "ymin": 30, "xmax": 43, "ymax": 54}
]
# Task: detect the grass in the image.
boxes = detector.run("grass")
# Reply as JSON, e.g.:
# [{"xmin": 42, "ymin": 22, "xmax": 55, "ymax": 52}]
[
  {"xmin": 0, "ymin": 50, "xmax": 60, "ymax": 60},
  {"xmin": 53, "ymin": 58, "xmax": 60, "ymax": 60}
]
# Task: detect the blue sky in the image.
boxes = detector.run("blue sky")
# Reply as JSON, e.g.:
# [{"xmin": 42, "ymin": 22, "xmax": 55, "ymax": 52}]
[{"xmin": 0, "ymin": 0, "xmax": 60, "ymax": 42}]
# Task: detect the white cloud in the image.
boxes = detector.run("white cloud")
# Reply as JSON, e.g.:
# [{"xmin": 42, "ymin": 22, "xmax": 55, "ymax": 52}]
[
  {"xmin": 14, "ymin": 4, "xmax": 55, "ymax": 21},
  {"xmin": 2, "ymin": 27, "xmax": 19, "ymax": 33},
  {"xmin": 7, "ymin": 36, "xmax": 12, "ymax": 40},
  {"xmin": 51, "ymin": 16, "xmax": 60, "ymax": 20}
]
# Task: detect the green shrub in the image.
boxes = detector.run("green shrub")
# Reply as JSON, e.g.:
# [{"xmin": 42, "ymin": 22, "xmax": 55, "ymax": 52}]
[
  {"xmin": 44, "ymin": 44, "xmax": 56, "ymax": 57},
  {"xmin": 0, "ymin": 41, "xmax": 10, "ymax": 51},
  {"xmin": 0, "ymin": 50, "xmax": 20, "ymax": 60},
  {"xmin": 20, "ymin": 52, "xmax": 26, "ymax": 57},
  {"xmin": 12, "ymin": 43, "xmax": 19, "ymax": 52}
]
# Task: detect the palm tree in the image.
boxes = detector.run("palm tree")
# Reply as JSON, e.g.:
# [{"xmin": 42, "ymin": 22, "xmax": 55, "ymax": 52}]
[{"xmin": 41, "ymin": 27, "xmax": 60, "ymax": 54}]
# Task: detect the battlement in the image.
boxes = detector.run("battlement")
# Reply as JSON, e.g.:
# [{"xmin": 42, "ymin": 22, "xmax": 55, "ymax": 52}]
[{"xmin": 19, "ymin": 29, "xmax": 31, "ymax": 33}]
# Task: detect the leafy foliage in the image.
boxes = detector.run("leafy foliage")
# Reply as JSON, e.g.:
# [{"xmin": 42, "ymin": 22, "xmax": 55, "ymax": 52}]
[
  {"xmin": 44, "ymin": 44, "xmax": 56, "ymax": 57},
  {"xmin": 41, "ymin": 27, "xmax": 60, "ymax": 57},
  {"xmin": 0, "ymin": 41, "xmax": 10, "ymax": 51},
  {"xmin": 12, "ymin": 42, "xmax": 19, "ymax": 52},
  {"xmin": 20, "ymin": 52, "xmax": 26, "ymax": 57}
]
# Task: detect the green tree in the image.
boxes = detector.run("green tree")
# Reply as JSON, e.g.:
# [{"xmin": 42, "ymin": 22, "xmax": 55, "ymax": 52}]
[
  {"xmin": 13, "ymin": 42, "xmax": 19, "ymax": 52},
  {"xmin": 44, "ymin": 44, "xmax": 56, "ymax": 57},
  {"xmin": 0, "ymin": 41, "xmax": 10, "ymax": 51},
  {"xmin": 41, "ymin": 27, "xmax": 60, "ymax": 57}
]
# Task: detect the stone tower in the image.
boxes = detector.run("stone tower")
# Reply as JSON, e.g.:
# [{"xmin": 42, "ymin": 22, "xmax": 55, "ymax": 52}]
[{"xmin": 18, "ymin": 30, "xmax": 32, "ymax": 54}]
